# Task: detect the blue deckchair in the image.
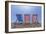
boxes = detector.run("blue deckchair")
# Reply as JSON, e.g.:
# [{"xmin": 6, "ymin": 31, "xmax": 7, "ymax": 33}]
[{"xmin": 16, "ymin": 14, "xmax": 23, "ymax": 24}]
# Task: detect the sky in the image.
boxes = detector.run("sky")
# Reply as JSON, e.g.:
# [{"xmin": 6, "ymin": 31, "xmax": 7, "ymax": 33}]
[{"xmin": 11, "ymin": 5, "xmax": 41, "ymax": 23}]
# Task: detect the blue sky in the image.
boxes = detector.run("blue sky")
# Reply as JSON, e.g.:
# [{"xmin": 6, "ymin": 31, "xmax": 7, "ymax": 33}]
[{"xmin": 11, "ymin": 5, "xmax": 41, "ymax": 23}]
